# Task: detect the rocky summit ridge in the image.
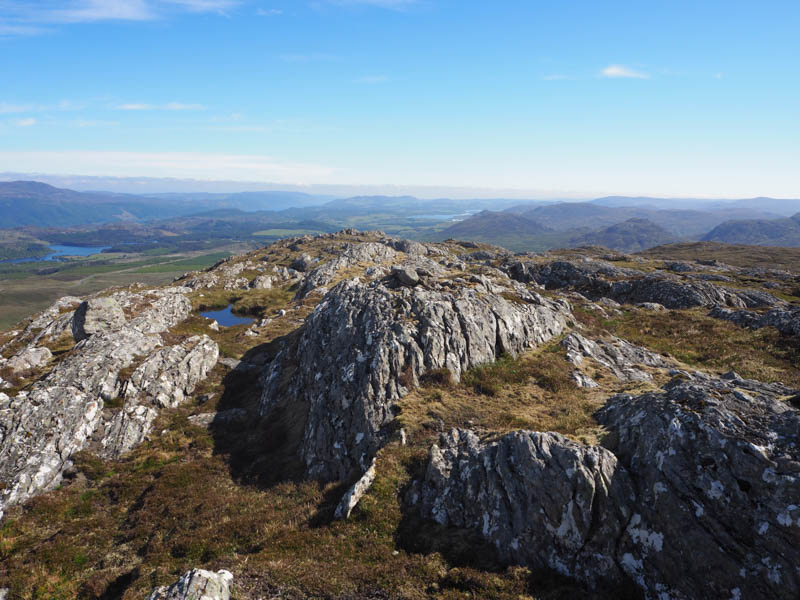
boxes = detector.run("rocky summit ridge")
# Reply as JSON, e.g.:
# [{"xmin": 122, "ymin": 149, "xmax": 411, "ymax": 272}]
[{"xmin": 0, "ymin": 229, "xmax": 798, "ymax": 599}]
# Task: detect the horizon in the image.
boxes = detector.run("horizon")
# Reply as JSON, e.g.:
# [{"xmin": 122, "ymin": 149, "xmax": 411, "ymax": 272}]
[{"xmin": 2, "ymin": 1, "xmax": 799, "ymax": 198}]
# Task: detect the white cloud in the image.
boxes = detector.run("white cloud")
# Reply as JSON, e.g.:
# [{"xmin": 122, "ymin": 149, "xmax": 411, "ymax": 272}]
[
  {"xmin": 0, "ymin": 150, "xmax": 336, "ymax": 183},
  {"xmin": 45, "ymin": 0, "xmax": 155, "ymax": 23},
  {"xmin": 161, "ymin": 0, "xmax": 239, "ymax": 13},
  {"xmin": 15, "ymin": 118, "xmax": 37, "ymax": 127},
  {"xmin": 73, "ymin": 119, "xmax": 119, "ymax": 127},
  {"xmin": 164, "ymin": 102, "xmax": 206, "ymax": 110},
  {"xmin": 713, "ymin": 72, "xmax": 724, "ymax": 79},
  {"xmin": 601, "ymin": 64, "xmax": 650, "ymax": 79},
  {"xmin": 116, "ymin": 103, "xmax": 154, "ymax": 110},
  {"xmin": 256, "ymin": 8, "xmax": 282, "ymax": 16},
  {"xmin": 354, "ymin": 75, "xmax": 389, "ymax": 84},
  {"xmin": 279, "ymin": 52, "xmax": 339, "ymax": 63},
  {"xmin": 543, "ymin": 74, "xmax": 570, "ymax": 80}
]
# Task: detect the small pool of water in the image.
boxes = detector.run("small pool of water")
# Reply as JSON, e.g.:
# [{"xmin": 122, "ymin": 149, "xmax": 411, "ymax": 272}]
[
  {"xmin": 0, "ymin": 244, "xmax": 112, "ymax": 264},
  {"xmin": 200, "ymin": 305, "xmax": 254, "ymax": 327}
]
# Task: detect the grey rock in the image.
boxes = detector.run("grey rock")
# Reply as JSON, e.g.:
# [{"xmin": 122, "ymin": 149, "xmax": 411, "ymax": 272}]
[
  {"xmin": 290, "ymin": 253, "xmax": 315, "ymax": 272},
  {"xmin": 413, "ymin": 429, "xmax": 634, "ymax": 591},
  {"xmin": 635, "ymin": 302, "xmax": 665, "ymax": 311},
  {"xmin": 710, "ymin": 305, "xmax": 800, "ymax": 337},
  {"xmin": 663, "ymin": 261, "xmax": 695, "ymax": 273},
  {"xmin": 260, "ymin": 277, "xmax": 570, "ymax": 482},
  {"xmin": 562, "ymin": 333, "xmax": 670, "ymax": 382},
  {"xmin": 415, "ymin": 372, "xmax": 800, "ymax": 599},
  {"xmin": 249, "ymin": 275, "xmax": 273, "ymax": 289},
  {"xmin": 595, "ymin": 376, "xmax": 800, "ymax": 600},
  {"xmin": 187, "ymin": 408, "xmax": 248, "ymax": 429},
  {"xmin": 3, "ymin": 346, "xmax": 52, "ymax": 374},
  {"xmin": 146, "ymin": 569, "xmax": 233, "ymax": 600},
  {"xmin": 334, "ymin": 458, "xmax": 377, "ymax": 520},
  {"xmin": 295, "ymin": 242, "xmax": 399, "ymax": 299},
  {"xmin": 72, "ymin": 296, "xmax": 126, "ymax": 341},
  {"xmin": 391, "ymin": 265, "xmax": 419, "ymax": 286}
]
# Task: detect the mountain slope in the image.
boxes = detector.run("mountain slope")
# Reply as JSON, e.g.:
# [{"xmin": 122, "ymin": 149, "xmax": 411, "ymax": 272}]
[
  {"xmin": 568, "ymin": 218, "xmax": 680, "ymax": 251},
  {"xmin": 702, "ymin": 213, "xmax": 800, "ymax": 246},
  {"xmin": 435, "ymin": 210, "xmax": 563, "ymax": 251}
]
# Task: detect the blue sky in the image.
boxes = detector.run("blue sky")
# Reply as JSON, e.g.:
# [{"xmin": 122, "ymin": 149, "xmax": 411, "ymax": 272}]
[{"xmin": 1, "ymin": 0, "xmax": 799, "ymax": 197}]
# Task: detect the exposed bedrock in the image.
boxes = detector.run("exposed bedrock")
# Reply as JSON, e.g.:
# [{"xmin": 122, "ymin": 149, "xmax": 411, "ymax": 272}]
[
  {"xmin": 259, "ymin": 278, "xmax": 571, "ymax": 482},
  {"xmin": 413, "ymin": 374, "xmax": 800, "ymax": 600},
  {"xmin": 0, "ymin": 288, "xmax": 218, "ymax": 518},
  {"xmin": 710, "ymin": 305, "xmax": 800, "ymax": 337},
  {"xmin": 507, "ymin": 260, "xmax": 781, "ymax": 309},
  {"xmin": 146, "ymin": 569, "xmax": 233, "ymax": 600}
]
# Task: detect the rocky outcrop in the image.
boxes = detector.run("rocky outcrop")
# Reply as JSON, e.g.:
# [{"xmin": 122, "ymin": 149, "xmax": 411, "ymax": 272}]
[
  {"xmin": 0, "ymin": 287, "xmax": 216, "ymax": 517},
  {"xmin": 1, "ymin": 346, "xmax": 52, "ymax": 374},
  {"xmin": 146, "ymin": 569, "xmax": 233, "ymax": 600},
  {"xmin": 561, "ymin": 332, "xmax": 671, "ymax": 385},
  {"xmin": 710, "ymin": 305, "xmax": 800, "ymax": 337},
  {"xmin": 72, "ymin": 296, "xmax": 126, "ymax": 341},
  {"xmin": 260, "ymin": 278, "xmax": 570, "ymax": 481},
  {"xmin": 413, "ymin": 373, "xmax": 800, "ymax": 599},
  {"xmin": 100, "ymin": 335, "xmax": 219, "ymax": 458},
  {"xmin": 507, "ymin": 260, "xmax": 781, "ymax": 310},
  {"xmin": 294, "ymin": 242, "xmax": 399, "ymax": 299},
  {"xmin": 596, "ymin": 375, "xmax": 800, "ymax": 600},
  {"xmin": 411, "ymin": 429, "xmax": 634, "ymax": 591}
]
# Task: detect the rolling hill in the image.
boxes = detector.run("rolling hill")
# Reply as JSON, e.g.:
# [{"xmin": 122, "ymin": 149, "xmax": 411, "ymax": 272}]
[
  {"xmin": 567, "ymin": 218, "xmax": 679, "ymax": 252},
  {"xmin": 702, "ymin": 213, "xmax": 800, "ymax": 246}
]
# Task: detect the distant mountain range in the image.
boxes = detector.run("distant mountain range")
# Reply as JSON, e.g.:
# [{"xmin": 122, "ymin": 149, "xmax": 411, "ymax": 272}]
[{"xmin": 2, "ymin": 180, "xmax": 800, "ymax": 251}]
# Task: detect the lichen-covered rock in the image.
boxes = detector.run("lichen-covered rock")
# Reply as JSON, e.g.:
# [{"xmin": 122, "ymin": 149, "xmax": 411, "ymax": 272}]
[
  {"xmin": 249, "ymin": 275, "xmax": 272, "ymax": 289},
  {"xmin": 294, "ymin": 242, "xmax": 399, "ymax": 299},
  {"xmin": 561, "ymin": 332, "xmax": 670, "ymax": 382},
  {"xmin": 72, "ymin": 296, "xmax": 126, "ymax": 341},
  {"xmin": 0, "ymin": 287, "xmax": 206, "ymax": 517},
  {"xmin": 261, "ymin": 278, "xmax": 570, "ymax": 481},
  {"xmin": 334, "ymin": 457, "xmax": 377, "ymax": 520},
  {"xmin": 2, "ymin": 346, "xmax": 52, "ymax": 374},
  {"xmin": 596, "ymin": 376, "xmax": 800, "ymax": 600},
  {"xmin": 146, "ymin": 569, "xmax": 233, "ymax": 600},
  {"xmin": 507, "ymin": 260, "xmax": 781, "ymax": 310},
  {"xmin": 412, "ymin": 429, "xmax": 634, "ymax": 590},
  {"xmin": 391, "ymin": 265, "xmax": 419, "ymax": 286},
  {"xmin": 414, "ymin": 373, "xmax": 800, "ymax": 600},
  {"xmin": 710, "ymin": 305, "xmax": 800, "ymax": 337}
]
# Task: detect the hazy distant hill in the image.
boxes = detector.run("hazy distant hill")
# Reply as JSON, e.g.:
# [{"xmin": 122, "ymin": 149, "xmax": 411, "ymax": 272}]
[
  {"xmin": 702, "ymin": 213, "xmax": 800, "ymax": 247},
  {"xmin": 519, "ymin": 202, "xmax": 782, "ymax": 238},
  {"xmin": 434, "ymin": 210, "xmax": 566, "ymax": 251},
  {"xmin": 568, "ymin": 218, "xmax": 679, "ymax": 252},
  {"xmin": 591, "ymin": 195, "xmax": 800, "ymax": 215}
]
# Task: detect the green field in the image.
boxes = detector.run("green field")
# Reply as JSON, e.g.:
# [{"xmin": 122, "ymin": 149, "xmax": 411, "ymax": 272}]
[{"xmin": 0, "ymin": 249, "xmax": 241, "ymax": 330}]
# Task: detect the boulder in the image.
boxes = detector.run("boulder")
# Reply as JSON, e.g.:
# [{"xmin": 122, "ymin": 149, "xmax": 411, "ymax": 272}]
[
  {"xmin": 391, "ymin": 265, "xmax": 420, "ymax": 286},
  {"xmin": 146, "ymin": 569, "xmax": 233, "ymax": 600},
  {"xmin": 334, "ymin": 458, "xmax": 377, "ymax": 520},
  {"xmin": 72, "ymin": 297, "xmax": 126, "ymax": 341},
  {"xmin": 3, "ymin": 346, "xmax": 52, "ymax": 374},
  {"xmin": 290, "ymin": 253, "xmax": 315, "ymax": 272},
  {"xmin": 249, "ymin": 275, "xmax": 272, "ymax": 289}
]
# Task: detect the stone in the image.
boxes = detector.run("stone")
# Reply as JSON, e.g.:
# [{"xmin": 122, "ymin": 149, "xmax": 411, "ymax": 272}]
[
  {"xmin": 260, "ymin": 277, "xmax": 570, "ymax": 482},
  {"xmin": 561, "ymin": 332, "xmax": 670, "ymax": 382},
  {"xmin": 3, "ymin": 346, "xmax": 52, "ymax": 374},
  {"xmin": 334, "ymin": 458, "xmax": 377, "ymax": 519},
  {"xmin": 290, "ymin": 253, "xmax": 315, "ymax": 272},
  {"xmin": 249, "ymin": 275, "xmax": 273, "ymax": 289},
  {"xmin": 412, "ymin": 429, "xmax": 634, "ymax": 591},
  {"xmin": 710, "ymin": 305, "xmax": 800, "ymax": 337},
  {"xmin": 391, "ymin": 265, "xmax": 420, "ymax": 286},
  {"xmin": 146, "ymin": 569, "xmax": 233, "ymax": 600},
  {"xmin": 72, "ymin": 296, "xmax": 126, "ymax": 341}
]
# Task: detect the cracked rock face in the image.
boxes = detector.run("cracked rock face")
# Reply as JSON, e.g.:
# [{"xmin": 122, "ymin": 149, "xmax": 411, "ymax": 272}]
[
  {"xmin": 414, "ymin": 373, "xmax": 800, "ymax": 600},
  {"xmin": 412, "ymin": 428, "xmax": 634, "ymax": 591},
  {"xmin": 710, "ymin": 305, "xmax": 800, "ymax": 337},
  {"xmin": 260, "ymin": 277, "xmax": 570, "ymax": 481},
  {"xmin": 562, "ymin": 332, "xmax": 671, "ymax": 385},
  {"xmin": 72, "ymin": 296, "xmax": 127, "ymax": 341},
  {"xmin": 597, "ymin": 376, "xmax": 800, "ymax": 600},
  {"xmin": 507, "ymin": 260, "xmax": 781, "ymax": 310},
  {"xmin": 146, "ymin": 569, "xmax": 233, "ymax": 600},
  {"xmin": 0, "ymin": 288, "xmax": 217, "ymax": 518}
]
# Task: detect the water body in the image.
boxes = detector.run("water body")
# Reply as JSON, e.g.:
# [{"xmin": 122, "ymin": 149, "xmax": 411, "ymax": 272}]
[
  {"xmin": 200, "ymin": 305, "xmax": 254, "ymax": 327},
  {"xmin": 0, "ymin": 244, "xmax": 112, "ymax": 264}
]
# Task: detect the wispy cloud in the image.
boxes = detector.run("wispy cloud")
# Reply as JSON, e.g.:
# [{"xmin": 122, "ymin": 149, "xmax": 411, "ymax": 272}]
[
  {"xmin": 543, "ymin": 74, "xmax": 570, "ymax": 81},
  {"xmin": 601, "ymin": 64, "xmax": 650, "ymax": 79},
  {"xmin": 0, "ymin": 0, "xmax": 240, "ymax": 36},
  {"xmin": 15, "ymin": 118, "xmax": 37, "ymax": 127},
  {"xmin": 354, "ymin": 75, "xmax": 389, "ymax": 84},
  {"xmin": 116, "ymin": 102, "xmax": 206, "ymax": 110},
  {"xmin": 256, "ymin": 8, "xmax": 282, "ymax": 16},
  {"xmin": 72, "ymin": 119, "xmax": 119, "ymax": 127},
  {"xmin": 713, "ymin": 72, "xmax": 724, "ymax": 79}
]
